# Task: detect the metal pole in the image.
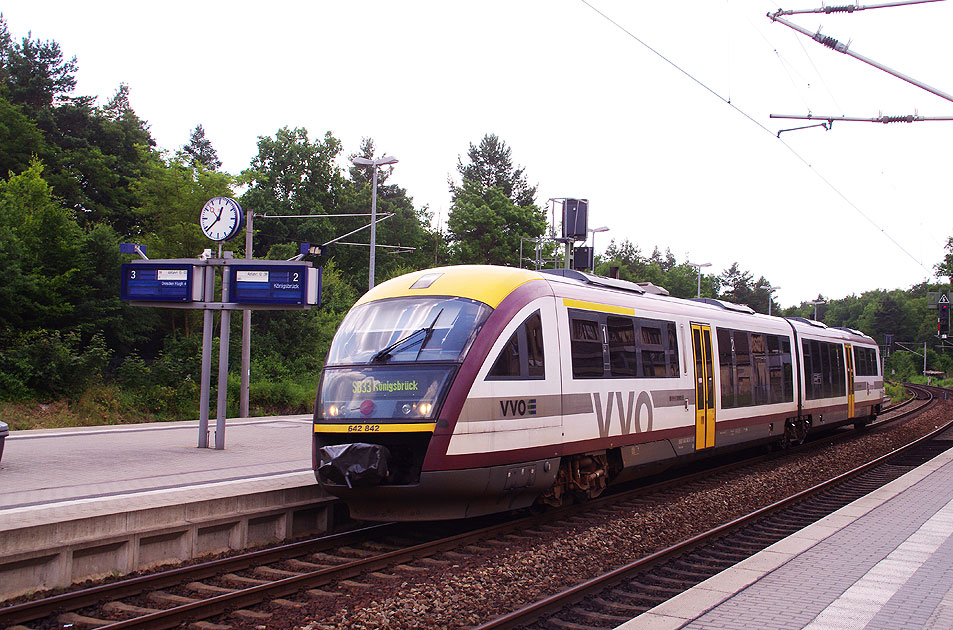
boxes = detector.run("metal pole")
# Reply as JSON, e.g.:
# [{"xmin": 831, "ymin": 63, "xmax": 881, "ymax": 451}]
[
  {"xmin": 240, "ymin": 209, "xmax": 252, "ymax": 418},
  {"xmin": 696, "ymin": 268, "xmax": 702, "ymax": 298},
  {"xmin": 215, "ymin": 264, "xmax": 231, "ymax": 450},
  {"xmin": 768, "ymin": 13, "xmax": 953, "ymax": 104},
  {"xmin": 924, "ymin": 341, "xmax": 927, "ymax": 379},
  {"xmin": 369, "ymin": 165, "xmax": 378, "ymax": 290},
  {"xmin": 198, "ymin": 264, "xmax": 215, "ymax": 448},
  {"xmin": 564, "ymin": 241, "xmax": 571, "ymax": 270}
]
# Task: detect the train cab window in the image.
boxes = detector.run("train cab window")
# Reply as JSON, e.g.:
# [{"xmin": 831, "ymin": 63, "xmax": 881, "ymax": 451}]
[
  {"xmin": 607, "ymin": 316, "xmax": 637, "ymax": 377},
  {"xmin": 570, "ymin": 314, "xmax": 604, "ymax": 378},
  {"xmin": 488, "ymin": 311, "xmax": 545, "ymax": 380}
]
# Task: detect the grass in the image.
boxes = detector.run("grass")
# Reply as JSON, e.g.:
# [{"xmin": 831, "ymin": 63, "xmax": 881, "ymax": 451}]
[{"xmin": 1, "ymin": 377, "xmax": 319, "ymax": 431}]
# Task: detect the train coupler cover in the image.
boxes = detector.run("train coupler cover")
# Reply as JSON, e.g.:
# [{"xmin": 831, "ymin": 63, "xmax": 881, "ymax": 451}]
[{"xmin": 317, "ymin": 442, "xmax": 391, "ymax": 488}]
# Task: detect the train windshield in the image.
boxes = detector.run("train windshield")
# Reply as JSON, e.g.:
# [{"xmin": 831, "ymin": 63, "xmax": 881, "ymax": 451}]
[{"xmin": 326, "ymin": 296, "xmax": 492, "ymax": 366}]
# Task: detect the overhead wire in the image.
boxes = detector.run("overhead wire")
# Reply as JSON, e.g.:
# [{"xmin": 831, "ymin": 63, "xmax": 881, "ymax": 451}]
[{"xmin": 578, "ymin": 0, "xmax": 930, "ymax": 273}]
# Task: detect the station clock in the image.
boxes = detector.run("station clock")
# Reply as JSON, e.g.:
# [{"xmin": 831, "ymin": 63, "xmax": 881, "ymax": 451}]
[{"xmin": 199, "ymin": 197, "xmax": 244, "ymax": 242}]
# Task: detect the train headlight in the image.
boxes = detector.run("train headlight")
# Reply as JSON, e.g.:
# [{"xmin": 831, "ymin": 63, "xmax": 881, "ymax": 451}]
[
  {"xmin": 327, "ymin": 404, "xmax": 340, "ymax": 417},
  {"xmin": 418, "ymin": 402, "xmax": 433, "ymax": 417}
]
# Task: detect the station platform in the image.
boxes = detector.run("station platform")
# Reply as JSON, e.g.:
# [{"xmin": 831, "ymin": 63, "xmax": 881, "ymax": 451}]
[
  {"xmin": 0, "ymin": 416, "xmax": 333, "ymax": 600},
  {"xmin": 619, "ymin": 443, "xmax": 953, "ymax": 630}
]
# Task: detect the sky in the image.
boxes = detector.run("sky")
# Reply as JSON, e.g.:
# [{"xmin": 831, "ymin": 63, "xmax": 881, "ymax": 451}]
[{"xmin": 3, "ymin": 0, "xmax": 952, "ymax": 307}]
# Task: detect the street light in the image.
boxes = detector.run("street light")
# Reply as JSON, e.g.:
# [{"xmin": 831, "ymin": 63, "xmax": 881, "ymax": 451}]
[
  {"xmin": 762, "ymin": 285, "xmax": 781, "ymax": 316},
  {"xmin": 808, "ymin": 299, "xmax": 826, "ymax": 321},
  {"xmin": 352, "ymin": 155, "xmax": 399, "ymax": 290},
  {"xmin": 588, "ymin": 226, "xmax": 609, "ymax": 270},
  {"xmin": 687, "ymin": 261, "xmax": 712, "ymax": 298}
]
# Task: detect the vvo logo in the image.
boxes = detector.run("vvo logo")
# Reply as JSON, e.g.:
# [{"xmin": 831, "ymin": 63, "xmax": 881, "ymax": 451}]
[
  {"xmin": 593, "ymin": 391, "xmax": 653, "ymax": 438},
  {"xmin": 500, "ymin": 398, "xmax": 537, "ymax": 417}
]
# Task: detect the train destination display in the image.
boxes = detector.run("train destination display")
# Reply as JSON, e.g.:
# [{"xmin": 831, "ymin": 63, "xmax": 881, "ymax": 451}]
[{"xmin": 120, "ymin": 263, "xmax": 204, "ymax": 302}]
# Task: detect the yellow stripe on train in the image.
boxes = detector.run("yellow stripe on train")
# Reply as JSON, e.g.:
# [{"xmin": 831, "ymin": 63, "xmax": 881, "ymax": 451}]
[{"xmin": 314, "ymin": 423, "xmax": 437, "ymax": 434}]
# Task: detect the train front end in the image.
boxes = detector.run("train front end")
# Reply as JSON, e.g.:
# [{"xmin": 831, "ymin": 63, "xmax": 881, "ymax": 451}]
[{"xmin": 312, "ymin": 265, "xmax": 546, "ymax": 520}]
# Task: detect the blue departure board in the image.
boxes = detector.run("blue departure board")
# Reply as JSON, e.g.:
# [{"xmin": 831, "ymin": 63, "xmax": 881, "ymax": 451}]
[
  {"xmin": 231, "ymin": 265, "xmax": 319, "ymax": 305},
  {"xmin": 121, "ymin": 264, "xmax": 199, "ymax": 302}
]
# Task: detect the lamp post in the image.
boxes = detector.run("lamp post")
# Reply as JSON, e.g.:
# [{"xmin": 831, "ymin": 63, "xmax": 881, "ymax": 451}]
[
  {"xmin": 588, "ymin": 226, "xmax": 609, "ymax": 271},
  {"xmin": 352, "ymin": 155, "xmax": 399, "ymax": 290},
  {"xmin": 687, "ymin": 261, "xmax": 712, "ymax": 298},
  {"xmin": 762, "ymin": 285, "xmax": 781, "ymax": 316},
  {"xmin": 808, "ymin": 299, "xmax": 826, "ymax": 321}
]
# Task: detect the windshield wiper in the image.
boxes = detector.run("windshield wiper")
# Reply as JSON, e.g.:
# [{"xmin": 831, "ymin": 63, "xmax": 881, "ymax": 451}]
[{"xmin": 371, "ymin": 309, "xmax": 443, "ymax": 363}]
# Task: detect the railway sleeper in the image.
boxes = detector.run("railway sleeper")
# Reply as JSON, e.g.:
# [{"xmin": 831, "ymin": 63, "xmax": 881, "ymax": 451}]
[
  {"xmin": 592, "ymin": 596, "xmax": 649, "ymax": 615},
  {"xmin": 574, "ymin": 608, "xmax": 633, "ymax": 625}
]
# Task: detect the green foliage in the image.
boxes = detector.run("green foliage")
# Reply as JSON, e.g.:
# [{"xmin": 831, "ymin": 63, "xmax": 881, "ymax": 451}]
[
  {"xmin": 0, "ymin": 329, "xmax": 111, "ymax": 400},
  {"xmin": 447, "ymin": 134, "xmax": 544, "ymax": 266}
]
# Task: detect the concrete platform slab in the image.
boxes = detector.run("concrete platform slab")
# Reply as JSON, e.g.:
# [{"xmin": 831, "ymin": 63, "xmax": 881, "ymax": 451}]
[
  {"xmin": 615, "ymin": 446, "xmax": 953, "ymax": 630},
  {"xmin": 0, "ymin": 416, "xmax": 334, "ymax": 600}
]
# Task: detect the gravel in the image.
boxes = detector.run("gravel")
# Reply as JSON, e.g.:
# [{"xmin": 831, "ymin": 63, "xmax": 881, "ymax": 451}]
[{"xmin": 242, "ymin": 403, "xmax": 952, "ymax": 630}]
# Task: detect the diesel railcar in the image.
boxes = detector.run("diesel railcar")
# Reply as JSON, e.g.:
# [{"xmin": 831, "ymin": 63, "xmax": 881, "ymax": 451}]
[{"xmin": 313, "ymin": 265, "xmax": 883, "ymax": 520}]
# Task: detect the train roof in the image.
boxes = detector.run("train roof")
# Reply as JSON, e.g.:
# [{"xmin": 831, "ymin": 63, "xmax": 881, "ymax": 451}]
[{"xmin": 355, "ymin": 265, "xmax": 877, "ymax": 345}]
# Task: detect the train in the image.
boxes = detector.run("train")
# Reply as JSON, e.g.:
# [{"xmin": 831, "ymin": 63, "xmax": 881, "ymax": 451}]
[{"xmin": 312, "ymin": 265, "xmax": 884, "ymax": 521}]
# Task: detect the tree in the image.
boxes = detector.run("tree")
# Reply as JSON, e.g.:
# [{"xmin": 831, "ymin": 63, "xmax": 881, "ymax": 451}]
[
  {"xmin": 447, "ymin": 134, "xmax": 545, "ymax": 265},
  {"xmin": 451, "ymin": 134, "xmax": 537, "ymax": 208},
  {"xmin": 182, "ymin": 124, "xmax": 222, "ymax": 171},
  {"xmin": 0, "ymin": 17, "xmax": 78, "ymax": 114},
  {"xmin": 447, "ymin": 178, "xmax": 546, "ymax": 266},
  {"xmin": 720, "ymin": 263, "xmax": 757, "ymax": 307}
]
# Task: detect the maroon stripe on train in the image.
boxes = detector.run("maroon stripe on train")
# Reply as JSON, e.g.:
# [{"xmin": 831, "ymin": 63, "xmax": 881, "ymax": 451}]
[{"xmin": 423, "ymin": 279, "xmax": 555, "ymax": 470}]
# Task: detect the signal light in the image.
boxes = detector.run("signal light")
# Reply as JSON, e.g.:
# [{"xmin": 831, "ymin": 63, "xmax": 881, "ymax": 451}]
[{"xmin": 939, "ymin": 301, "xmax": 950, "ymax": 338}]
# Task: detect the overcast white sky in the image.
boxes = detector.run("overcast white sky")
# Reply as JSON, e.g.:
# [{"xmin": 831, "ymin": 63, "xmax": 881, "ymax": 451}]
[{"xmin": 4, "ymin": 0, "xmax": 952, "ymax": 306}]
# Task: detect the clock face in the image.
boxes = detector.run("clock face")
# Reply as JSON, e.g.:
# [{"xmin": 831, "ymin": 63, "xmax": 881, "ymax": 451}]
[{"xmin": 200, "ymin": 197, "xmax": 243, "ymax": 241}]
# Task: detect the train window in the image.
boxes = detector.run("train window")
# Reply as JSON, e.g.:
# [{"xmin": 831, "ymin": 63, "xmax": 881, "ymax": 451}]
[
  {"xmin": 570, "ymin": 313, "xmax": 604, "ymax": 378},
  {"xmin": 751, "ymin": 334, "xmax": 768, "ymax": 405},
  {"xmin": 636, "ymin": 318, "xmax": 678, "ymax": 379},
  {"xmin": 833, "ymin": 345, "xmax": 845, "ymax": 396},
  {"xmin": 717, "ymin": 328, "xmax": 735, "ymax": 408},
  {"xmin": 735, "ymin": 332, "xmax": 752, "ymax": 406},
  {"xmin": 487, "ymin": 311, "xmax": 545, "ymax": 380},
  {"xmin": 607, "ymin": 316, "xmax": 637, "ymax": 378},
  {"xmin": 782, "ymin": 338, "xmax": 793, "ymax": 402},
  {"xmin": 667, "ymin": 323, "xmax": 680, "ymax": 377}
]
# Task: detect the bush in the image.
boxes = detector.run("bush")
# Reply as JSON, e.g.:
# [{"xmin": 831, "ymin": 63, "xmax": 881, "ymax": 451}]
[{"xmin": 0, "ymin": 329, "xmax": 111, "ymax": 400}]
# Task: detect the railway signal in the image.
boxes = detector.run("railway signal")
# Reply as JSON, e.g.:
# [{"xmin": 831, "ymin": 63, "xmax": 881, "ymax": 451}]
[{"xmin": 939, "ymin": 294, "xmax": 950, "ymax": 338}]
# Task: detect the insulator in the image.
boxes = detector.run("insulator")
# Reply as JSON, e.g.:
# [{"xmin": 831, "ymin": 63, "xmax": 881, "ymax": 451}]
[
  {"xmin": 823, "ymin": 5, "xmax": 856, "ymax": 13},
  {"xmin": 880, "ymin": 115, "xmax": 915, "ymax": 124},
  {"xmin": 813, "ymin": 33, "xmax": 842, "ymax": 50}
]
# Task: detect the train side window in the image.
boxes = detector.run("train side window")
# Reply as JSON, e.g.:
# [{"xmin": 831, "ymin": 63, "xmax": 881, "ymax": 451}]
[
  {"xmin": 639, "ymin": 322, "xmax": 667, "ymax": 377},
  {"xmin": 487, "ymin": 311, "xmax": 545, "ymax": 380},
  {"xmin": 751, "ymin": 333, "xmax": 768, "ymax": 405},
  {"xmin": 782, "ymin": 338, "xmax": 793, "ymax": 402},
  {"xmin": 833, "ymin": 344, "xmax": 845, "ymax": 396},
  {"xmin": 767, "ymin": 335, "xmax": 784, "ymax": 404},
  {"xmin": 607, "ymin": 316, "xmax": 637, "ymax": 377},
  {"xmin": 570, "ymin": 312, "xmax": 603, "ymax": 378},
  {"xmin": 667, "ymin": 322, "xmax": 680, "ymax": 377},
  {"xmin": 717, "ymin": 328, "xmax": 735, "ymax": 408},
  {"xmin": 636, "ymin": 317, "xmax": 678, "ymax": 378},
  {"xmin": 735, "ymin": 332, "xmax": 752, "ymax": 406}
]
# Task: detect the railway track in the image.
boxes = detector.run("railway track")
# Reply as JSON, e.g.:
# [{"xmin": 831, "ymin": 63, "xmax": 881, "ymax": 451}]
[
  {"xmin": 473, "ymin": 384, "xmax": 950, "ymax": 630},
  {"xmin": 0, "ymin": 385, "xmax": 937, "ymax": 630}
]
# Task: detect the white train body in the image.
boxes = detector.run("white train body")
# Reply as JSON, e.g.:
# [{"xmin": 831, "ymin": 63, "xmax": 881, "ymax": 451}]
[{"xmin": 314, "ymin": 266, "xmax": 883, "ymax": 520}]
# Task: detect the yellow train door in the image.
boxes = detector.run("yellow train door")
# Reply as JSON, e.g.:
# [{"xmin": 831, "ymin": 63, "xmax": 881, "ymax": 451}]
[
  {"xmin": 845, "ymin": 344, "xmax": 855, "ymax": 418},
  {"xmin": 692, "ymin": 324, "xmax": 716, "ymax": 449}
]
